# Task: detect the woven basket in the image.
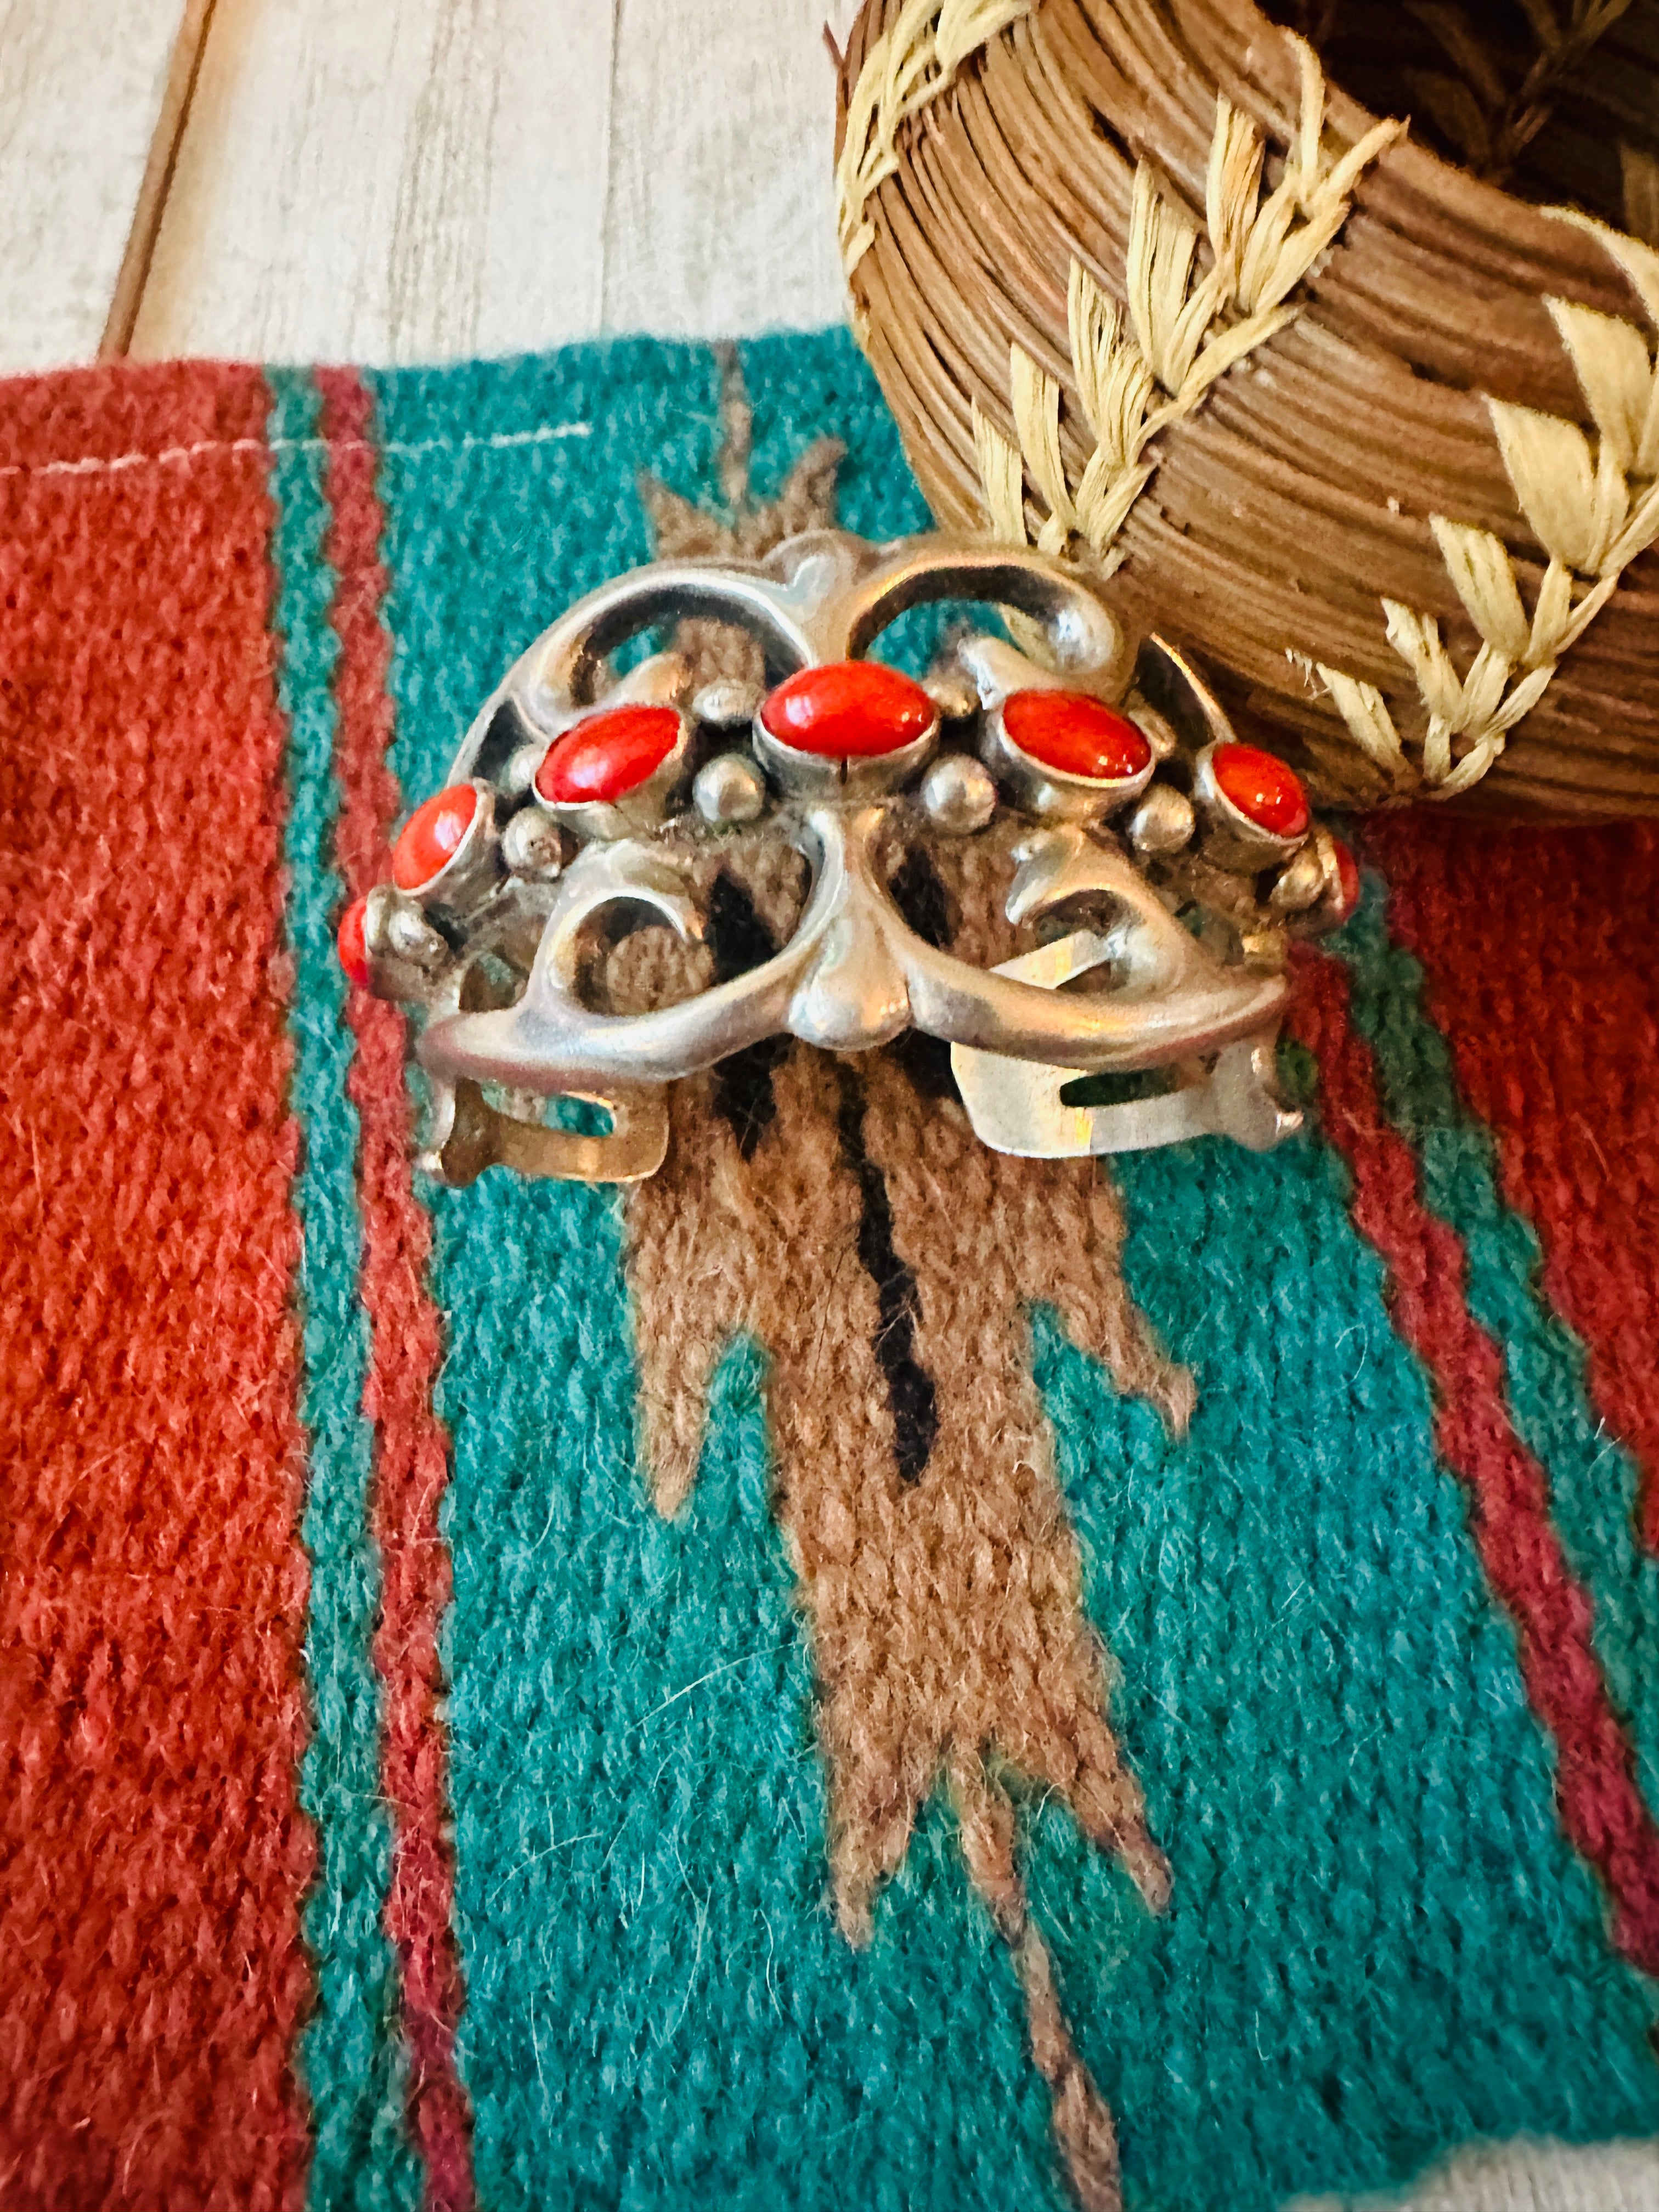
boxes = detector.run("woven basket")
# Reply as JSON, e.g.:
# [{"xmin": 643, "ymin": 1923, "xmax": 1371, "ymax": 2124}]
[{"xmin": 833, "ymin": 0, "xmax": 1659, "ymax": 819}]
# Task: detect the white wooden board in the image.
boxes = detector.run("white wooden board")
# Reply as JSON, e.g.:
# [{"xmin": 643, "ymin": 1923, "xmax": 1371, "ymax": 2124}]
[
  {"xmin": 4, "ymin": 0, "xmax": 862, "ymax": 367},
  {"xmin": 126, "ymin": 0, "xmax": 860, "ymax": 364},
  {"xmin": 129, "ymin": 0, "xmax": 616, "ymax": 364},
  {"xmin": 0, "ymin": 0, "xmax": 200, "ymax": 373},
  {"xmin": 599, "ymin": 0, "xmax": 860, "ymax": 339}
]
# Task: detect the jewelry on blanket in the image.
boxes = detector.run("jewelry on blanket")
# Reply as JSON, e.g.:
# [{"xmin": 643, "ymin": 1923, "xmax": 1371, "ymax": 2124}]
[{"xmin": 338, "ymin": 529, "xmax": 1357, "ymax": 1185}]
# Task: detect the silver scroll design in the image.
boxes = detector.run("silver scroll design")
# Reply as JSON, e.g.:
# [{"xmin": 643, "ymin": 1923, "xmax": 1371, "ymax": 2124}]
[{"xmin": 389, "ymin": 529, "xmax": 1314, "ymax": 1183}]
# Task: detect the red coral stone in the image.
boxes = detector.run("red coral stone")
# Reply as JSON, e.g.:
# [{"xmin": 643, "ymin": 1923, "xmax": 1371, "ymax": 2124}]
[
  {"xmin": 392, "ymin": 782, "xmax": 479, "ymax": 890},
  {"xmin": 1002, "ymin": 690, "xmax": 1152, "ymax": 781},
  {"xmin": 760, "ymin": 662, "xmax": 935, "ymax": 757},
  {"xmin": 1212, "ymin": 744, "xmax": 1309, "ymax": 840},
  {"xmin": 535, "ymin": 705, "xmax": 681, "ymax": 805},
  {"xmin": 337, "ymin": 895, "xmax": 370, "ymax": 988},
  {"xmin": 1331, "ymin": 836, "xmax": 1360, "ymax": 920}
]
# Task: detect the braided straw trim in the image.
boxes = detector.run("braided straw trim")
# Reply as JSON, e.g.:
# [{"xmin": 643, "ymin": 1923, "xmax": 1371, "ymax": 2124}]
[
  {"xmin": 836, "ymin": 0, "xmax": 1036, "ymax": 279},
  {"xmin": 972, "ymin": 42, "xmax": 1402, "ymax": 571},
  {"xmin": 1315, "ymin": 221, "xmax": 1659, "ymax": 800}
]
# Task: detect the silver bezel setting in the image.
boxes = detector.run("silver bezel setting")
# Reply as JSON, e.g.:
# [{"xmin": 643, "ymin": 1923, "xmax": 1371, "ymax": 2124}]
[
  {"xmin": 534, "ymin": 706, "xmax": 692, "ymax": 840},
  {"xmin": 981, "ymin": 698, "xmax": 1157, "ymax": 823},
  {"xmin": 394, "ymin": 780, "xmax": 499, "ymax": 909},
  {"xmin": 751, "ymin": 707, "xmax": 940, "ymax": 799},
  {"xmin": 1192, "ymin": 741, "xmax": 1308, "ymax": 871}
]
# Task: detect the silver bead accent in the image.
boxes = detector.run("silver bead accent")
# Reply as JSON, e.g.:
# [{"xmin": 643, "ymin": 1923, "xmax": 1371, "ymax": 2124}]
[
  {"xmin": 693, "ymin": 751, "xmax": 768, "ymax": 825},
  {"xmin": 1126, "ymin": 784, "xmax": 1195, "ymax": 855},
  {"xmin": 385, "ymin": 906, "xmax": 444, "ymax": 964},
  {"xmin": 1268, "ymin": 827, "xmax": 1355, "ymax": 924},
  {"xmin": 506, "ymin": 741, "xmax": 547, "ymax": 795},
  {"xmin": 920, "ymin": 752, "xmax": 998, "ymax": 834},
  {"xmin": 1127, "ymin": 702, "xmax": 1181, "ymax": 761},
  {"xmin": 923, "ymin": 667, "xmax": 980, "ymax": 723},
  {"xmin": 692, "ymin": 678, "xmax": 761, "ymax": 729},
  {"xmin": 368, "ymin": 884, "xmax": 450, "ymax": 982},
  {"xmin": 501, "ymin": 805, "xmax": 568, "ymax": 878},
  {"xmin": 1266, "ymin": 839, "xmax": 1325, "ymax": 914}
]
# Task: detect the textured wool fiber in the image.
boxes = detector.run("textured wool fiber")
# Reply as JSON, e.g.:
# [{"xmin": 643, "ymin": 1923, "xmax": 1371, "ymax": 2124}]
[
  {"xmin": 266, "ymin": 365, "xmax": 422, "ymax": 2212},
  {"xmin": 1, "ymin": 363, "xmax": 313, "ymax": 2209},
  {"xmin": 1325, "ymin": 888, "xmax": 1659, "ymax": 1841},
  {"xmin": 6, "ymin": 328, "xmax": 1659, "ymax": 2212},
  {"xmin": 1362, "ymin": 817, "xmax": 1659, "ymax": 1553}
]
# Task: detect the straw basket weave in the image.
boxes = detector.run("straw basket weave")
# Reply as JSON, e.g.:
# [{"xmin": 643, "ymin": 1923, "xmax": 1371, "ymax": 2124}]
[{"xmin": 833, "ymin": 0, "xmax": 1659, "ymax": 819}]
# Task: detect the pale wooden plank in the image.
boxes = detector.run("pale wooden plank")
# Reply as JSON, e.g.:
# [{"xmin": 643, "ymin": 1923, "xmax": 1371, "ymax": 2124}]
[
  {"xmin": 600, "ymin": 0, "xmax": 861, "ymax": 338},
  {"xmin": 128, "ymin": 0, "xmax": 857, "ymax": 363},
  {"xmin": 128, "ymin": 0, "xmax": 617, "ymax": 365},
  {"xmin": 0, "ymin": 0, "xmax": 200, "ymax": 373}
]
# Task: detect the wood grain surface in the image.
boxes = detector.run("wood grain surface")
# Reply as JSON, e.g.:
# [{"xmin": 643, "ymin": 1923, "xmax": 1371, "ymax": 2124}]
[
  {"xmin": 0, "ymin": 0, "xmax": 861, "ymax": 370},
  {"xmin": 600, "ymin": 0, "xmax": 858, "ymax": 341},
  {"xmin": 0, "ymin": 0, "xmax": 205, "ymax": 372}
]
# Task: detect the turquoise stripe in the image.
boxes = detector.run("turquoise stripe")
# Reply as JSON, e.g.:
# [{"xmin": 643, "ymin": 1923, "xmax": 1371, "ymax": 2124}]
[
  {"xmin": 1030, "ymin": 1123, "xmax": 1659, "ymax": 2211},
  {"xmin": 265, "ymin": 368, "xmax": 421, "ymax": 2212},
  {"xmin": 1333, "ymin": 877, "xmax": 1659, "ymax": 1813}
]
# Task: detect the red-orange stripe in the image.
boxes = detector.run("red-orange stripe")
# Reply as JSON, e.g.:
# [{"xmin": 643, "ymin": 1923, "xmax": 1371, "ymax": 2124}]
[
  {"xmin": 1292, "ymin": 944, "xmax": 1659, "ymax": 1973},
  {"xmin": 313, "ymin": 365, "xmax": 473, "ymax": 2211},
  {"xmin": 0, "ymin": 363, "xmax": 314, "ymax": 2208},
  {"xmin": 1364, "ymin": 815, "xmax": 1659, "ymax": 1550}
]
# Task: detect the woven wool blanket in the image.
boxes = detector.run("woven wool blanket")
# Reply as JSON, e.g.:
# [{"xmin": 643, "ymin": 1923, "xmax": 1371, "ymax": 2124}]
[{"xmin": 5, "ymin": 333, "xmax": 1659, "ymax": 2212}]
